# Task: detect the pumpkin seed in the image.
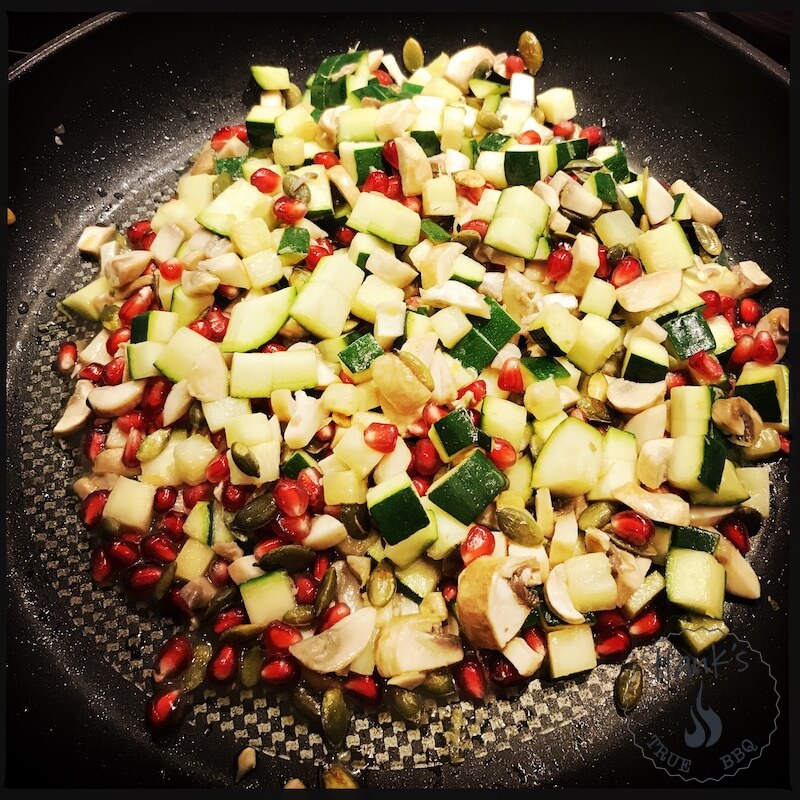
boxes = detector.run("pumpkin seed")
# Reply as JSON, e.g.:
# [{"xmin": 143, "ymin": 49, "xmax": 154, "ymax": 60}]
[
  {"xmin": 320, "ymin": 761, "xmax": 360, "ymax": 789},
  {"xmin": 283, "ymin": 173, "xmax": 312, "ymax": 205},
  {"xmin": 451, "ymin": 229, "xmax": 482, "ymax": 250},
  {"xmin": 153, "ymin": 560, "xmax": 176, "ymax": 601},
  {"xmin": 179, "ymin": 641, "xmax": 213, "ymax": 691},
  {"xmin": 576, "ymin": 396, "xmax": 613, "ymax": 423},
  {"xmin": 232, "ymin": 492, "xmax": 277, "ymax": 532},
  {"xmin": 606, "ymin": 531, "xmax": 658, "ymax": 559},
  {"xmin": 283, "ymin": 604, "xmax": 316, "ymax": 627},
  {"xmin": 291, "ymin": 684, "xmax": 322, "ymax": 724},
  {"xmin": 257, "ymin": 544, "xmax": 316, "ymax": 574},
  {"xmin": 366, "ymin": 560, "xmax": 396, "ymax": 608},
  {"xmin": 331, "ymin": 411, "xmax": 352, "ymax": 428},
  {"xmin": 387, "ymin": 686, "xmax": 423, "ymax": 725},
  {"xmin": 616, "ymin": 186, "xmax": 635, "ymax": 218},
  {"xmin": 420, "ymin": 669, "xmax": 457, "ymax": 698},
  {"xmin": 321, "ymin": 687, "xmax": 352, "ymax": 748},
  {"xmin": 471, "ymin": 58, "xmax": 493, "ymax": 81},
  {"xmin": 397, "ymin": 350, "xmax": 434, "ymax": 391},
  {"xmin": 200, "ymin": 584, "xmax": 239, "ymax": 620},
  {"xmin": 606, "ymin": 244, "xmax": 627, "ymax": 266},
  {"xmin": 136, "ymin": 428, "xmax": 171, "ymax": 463},
  {"xmin": 453, "ymin": 169, "xmax": 486, "ymax": 189},
  {"xmin": 496, "ymin": 506, "xmax": 543, "ymax": 547},
  {"xmin": 614, "ymin": 660, "xmax": 643, "ymax": 713},
  {"xmin": 284, "ymin": 82, "xmax": 304, "ymax": 109},
  {"xmin": 532, "ymin": 106, "xmax": 546, "ymax": 124},
  {"xmin": 518, "ymin": 30, "xmax": 544, "ymax": 76},
  {"xmin": 339, "ymin": 504, "xmax": 370, "ymax": 540},
  {"xmin": 313, "ymin": 567, "xmax": 338, "ymax": 618},
  {"xmin": 476, "ymin": 109, "xmax": 503, "ymax": 131},
  {"xmin": 219, "ymin": 622, "xmax": 265, "ymax": 644},
  {"xmin": 187, "ymin": 401, "xmax": 205, "ymax": 432},
  {"xmin": 402, "ymin": 37, "xmax": 424, "ymax": 73},
  {"xmin": 564, "ymin": 159, "xmax": 601, "ymax": 171},
  {"xmin": 212, "ymin": 171, "xmax": 233, "ymax": 197},
  {"xmin": 240, "ymin": 644, "xmax": 264, "ymax": 688},
  {"xmin": 578, "ymin": 501, "xmax": 620, "ymax": 532},
  {"xmin": 230, "ymin": 441, "xmax": 260, "ymax": 478},
  {"xmin": 560, "ymin": 208, "xmax": 594, "ymax": 231},
  {"xmin": 693, "ymin": 221, "xmax": 722, "ymax": 256},
  {"xmin": 100, "ymin": 303, "xmax": 122, "ymax": 332}
]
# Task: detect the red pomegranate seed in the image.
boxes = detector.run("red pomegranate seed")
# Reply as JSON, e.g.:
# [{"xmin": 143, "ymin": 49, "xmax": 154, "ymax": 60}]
[
  {"xmin": 105, "ymin": 326, "xmax": 131, "ymax": 357},
  {"xmin": 610, "ymin": 255, "xmax": 642, "ymax": 288},
  {"xmin": 628, "ymin": 608, "xmax": 663, "ymax": 640},
  {"xmin": 581, "ymin": 125, "xmax": 604, "ymax": 148},
  {"xmin": 413, "ymin": 439, "xmax": 443, "ymax": 476},
  {"xmin": 125, "ymin": 563, "xmax": 164, "ymax": 594},
  {"xmin": 261, "ymin": 620, "xmax": 303, "ymax": 655},
  {"xmin": 260, "ymin": 340, "xmax": 287, "ymax": 353},
  {"xmin": 728, "ymin": 334, "xmax": 755, "ymax": 369},
  {"xmin": 498, "ymin": 357, "xmax": 524, "ymax": 393},
  {"xmin": 120, "ymin": 427, "xmax": 143, "ymax": 469},
  {"xmin": 293, "ymin": 573, "xmax": 319, "ymax": 605},
  {"xmin": 296, "ymin": 468, "xmax": 324, "ymax": 512},
  {"xmin": 343, "ymin": 674, "xmax": 382, "ymax": 706},
  {"xmin": 460, "ymin": 524, "xmax": 496, "ymax": 566},
  {"xmin": 453, "ymin": 654, "xmax": 487, "ymax": 700},
  {"xmin": 127, "ymin": 219, "xmax": 153, "ymax": 249},
  {"xmin": 372, "ymin": 68, "xmax": 393, "ymax": 86},
  {"xmin": 363, "ymin": 422, "xmax": 399, "ymax": 453},
  {"xmin": 204, "ymin": 308, "xmax": 229, "ymax": 342},
  {"xmin": 305, "ymin": 244, "xmax": 329, "ymax": 270},
  {"xmin": 213, "ymin": 606, "xmax": 247, "ymax": 637},
  {"xmin": 699, "ymin": 290, "xmax": 721, "ymax": 319},
  {"xmin": 145, "ymin": 687, "xmax": 185, "ymax": 736},
  {"xmin": 101, "ymin": 357, "xmax": 126, "ymax": 386},
  {"xmin": 780, "ymin": 434, "xmax": 790, "ymax": 454},
  {"xmin": 83, "ymin": 427, "xmax": 107, "ymax": 462},
  {"xmin": 253, "ymin": 537, "xmax": 282, "ymax": 560},
  {"xmin": 205, "ymin": 452, "xmax": 230, "ymax": 485},
  {"xmin": 553, "ymin": 120, "xmax": 576, "ymax": 138},
  {"xmin": 158, "ymin": 258, "xmax": 184, "ymax": 281},
  {"xmin": 315, "ymin": 421, "xmax": 336, "ymax": 442},
  {"xmin": 210, "ymin": 123, "xmax": 248, "ymax": 151},
  {"xmin": 594, "ymin": 609, "xmax": 628, "ymax": 632},
  {"xmin": 312, "ymin": 553, "xmax": 331, "ymax": 583},
  {"xmin": 208, "ymin": 644, "xmax": 239, "ymax": 683},
  {"xmin": 90, "ymin": 544, "xmax": 114, "ymax": 585},
  {"xmin": 487, "ymin": 652, "xmax": 525, "ymax": 687},
  {"xmin": 117, "ymin": 409, "xmax": 145, "ymax": 433},
  {"xmin": 118, "ymin": 287, "xmax": 154, "ymax": 326},
  {"xmin": 594, "ymin": 628, "xmax": 632, "ymax": 661},
  {"xmin": 166, "ymin": 586, "xmax": 192, "ymax": 618},
  {"xmin": 385, "ymin": 175, "xmax": 403, "ymax": 200},
  {"xmin": 260, "ymin": 654, "xmax": 300, "ymax": 685},
  {"xmin": 505, "ymin": 54, "xmax": 525, "ymax": 75},
  {"xmin": 141, "ymin": 533, "xmax": 179, "ymax": 563},
  {"xmin": 362, "ymin": 169, "xmax": 390, "ymax": 195},
  {"xmin": 719, "ymin": 294, "xmax": 737, "ymax": 324},
  {"xmin": 334, "ymin": 225, "xmax": 356, "ymax": 247},
  {"xmin": 57, "ymin": 341, "xmax": 78, "ymax": 376},
  {"xmin": 219, "ymin": 482, "xmax": 247, "ymax": 512},
  {"xmin": 595, "ymin": 244, "xmax": 611, "ymax": 278},
  {"xmin": 733, "ymin": 324, "xmax": 756, "ymax": 342},
  {"xmin": 108, "ymin": 539, "xmax": 140, "ymax": 568},
  {"xmin": 422, "ymin": 403, "xmax": 448, "ymax": 428},
  {"xmin": 456, "ymin": 183, "xmax": 485, "ymax": 205},
  {"xmin": 316, "ymin": 601, "xmax": 351, "ymax": 633},
  {"xmin": 456, "ymin": 379, "xmax": 487, "ymax": 406},
  {"xmin": 718, "ymin": 516, "xmax": 750, "ymax": 555},
  {"xmin": 188, "ymin": 319, "xmax": 212, "ymax": 339},
  {"xmin": 274, "ymin": 512, "xmax": 312, "ymax": 542},
  {"xmin": 610, "ymin": 510, "xmax": 655, "ymax": 548},
  {"xmin": 153, "ymin": 485, "xmax": 178, "ymax": 514},
  {"xmin": 274, "ymin": 479, "xmax": 310, "ymax": 517},
  {"xmin": 546, "ymin": 245, "xmax": 573, "ymax": 282},
  {"xmin": 81, "ymin": 490, "xmax": 110, "ymax": 526},
  {"xmin": 313, "ymin": 150, "xmax": 340, "ymax": 169},
  {"xmin": 687, "ymin": 350, "xmax": 724, "ymax": 383},
  {"xmin": 439, "ymin": 577, "xmax": 458, "ymax": 604},
  {"xmin": 79, "ymin": 362, "xmax": 104, "ymax": 383},
  {"xmin": 120, "ymin": 529, "xmax": 143, "ymax": 546},
  {"xmin": 752, "ymin": 330, "xmax": 778, "ymax": 364},
  {"xmin": 665, "ymin": 370, "xmax": 690, "ymax": 393},
  {"xmin": 411, "ymin": 476, "xmax": 431, "ymax": 496},
  {"xmin": 153, "ymin": 634, "xmax": 193, "ymax": 684},
  {"xmin": 488, "ymin": 437, "xmax": 517, "ymax": 470},
  {"xmin": 272, "ymin": 195, "xmax": 307, "ymax": 224},
  {"xmin": 208, "ymin": 558, "xmax": 230, "ymax": 587},
  {"xmin": 159, "ymin": 511, "xmax": 186, "ymax": 542},
  {"xmin": 182, "ymin": 481, "xmax": 214, "ymax": 509},
  {"xmin": 738, "ymin": 297, "xmax": 763, "ymax": 324},
  {"xmin": 516, "ymin": 129, "xmax": 542, "ymax": 145},
  {"xmin": 249, "ymin": 167, "xmax": 281, "ymax": 194},
  {"xmin": 142, "ymin": 376, "xmax": 172, "ymax": 412},
  {"xmin": 522, "ymin": 627, "xmax": 547, "ymax": 656},
  {"xmin": 382, "ymin": 139, "xmax": 399, "ymax": 170}
]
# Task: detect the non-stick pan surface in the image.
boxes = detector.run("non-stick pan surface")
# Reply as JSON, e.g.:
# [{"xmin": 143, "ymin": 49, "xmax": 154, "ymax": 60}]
[{"xmin": 5, "ymin": 11, "xmax": 791, "ymax": 790}]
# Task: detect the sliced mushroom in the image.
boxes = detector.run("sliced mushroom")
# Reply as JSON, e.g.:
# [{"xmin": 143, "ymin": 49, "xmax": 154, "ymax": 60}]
[
  {"xmin": 387, "ymin": 671, "xmax": 427, "ymax": 689},
  {"xmin": 283, "ymin": 391, "xmax": 330, "ymax": 450},
  {"xmin": 78, "ymin": 328, "xmax": 113, "ymax": 366},
  {"xmin": 190, "ymin": 145, "xmax": 215, "ymax": 175},
  {"xmin": 584, "ymin": 526, "xmax": 611, "ymax": 553},
  {"xmin": 289, "ymin": 606, "xmax": 377, "ymax": 674},
  {"xmin": 615, "ymin": 270, "xmax": 682, "ymax": 313},
  {"xmin": 711, "ymin": 397, "xmax": 763, "ymax": 446},
  {"xmin": 228, "ymin": 555, "xmax": 266, "ymax": 585},
  {"xmin": 162, "ymin": 379, "xmax": 193, "ymax": 427},
  {"xmin": 714, "ymin": 536, "xmax": 760, "ymax": 600},
  {"xmin": 420, "ymin": 280, "xmax": 491, "ymax": 317},
  {"xmin": 636, "ymin": 438, "xmax": 674, "ymax": 489},
  {"xmin": 606, "ymin": 378, "xmax": 666, "ymax": 415},
  {"xmin": 544, "ymin": 563, "xmax": 585, "ymax": 624},
  {"xmin": 502, "ymin": 268, "xmax": 542, "ymax": 330},
  {"xmin": 105, "ymin": 250, "xmax": 152, "ymax": 289},
  {"xmin": 689, "ymin": 505, "xmax": 737, "ymax": 528},
  {"xmin": 754, "ymin": 307, "xmax": 788, "ymax": 362},
  {"xmin": 731, "ymin": 260, "xmax": 772, "ymax": 298},
  {"xmin": 371, "ymin": 353, "xmax": 432, "ymax": 417},
  {"xmin": 87, "ymin": 380, "xmax": 147, "ymax": 417},
  {"xmin": 611, "ymin": 482, "xmax": 690, "ymax": 526},
  {"xmin": 374, "ymin": 613, "xmax": 463, "ymax": 677},
  {"xmin": 179, "ymin": 575, "xmax": 219, "ymax": 610},
  {"xmin": 53, "ymin": 379, "xmax": 94, "ymax": 437},
  {"xmin": 332, "ymin": 559, "xmax": 364, "ymax": 612},
  {"xmin": 72, "ymin": 472, "xmax": 119, "ymax": 500},
  {"xmin": 187, "ymin": 346, "xmax": 230, "ymax": 403},
  {"xmin": 669, "ymin": 179, "xmax": 723, "ymax": 226},
  {"xmin": 444, "ymin": 45, "xmax": 496, "ymax": 92},
  {"xmin": 182, "ymin": 268, "xmax": 219, "ymax": 297},
  {"xmin": 502, "ymin": 636, "xmax": 545, "ymax": 677},
  {"xmin": 77, "ymin": 225, "xmax": 117, "ymax": 259},
  {"xmin": 212, "ymin": 540, "xmax": 244, "ymax": 562},
  {"xmin": 92, "ymin": 447, "xmax": 141, "ymax": 477},
  {"xmin": 642, "ymin": 176, "xmax": 675, "ymax": 225}
]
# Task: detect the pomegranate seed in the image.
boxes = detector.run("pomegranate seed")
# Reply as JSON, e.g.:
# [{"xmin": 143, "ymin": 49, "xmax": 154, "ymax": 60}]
[
  {"xmin": 142, "ymin": 376, "xmax": 172, "ymax": 413},
  {"xmin": 140, "ymin": 230, "xmax": 156, "ymax": 250},
  {"xmin": 210, "ymin": 123, "xmax": 248, "ymax": 151},
  {"xmin": 440, "ymin": 577, "xmax": 458, "ymax": 604},
  {"xmin": 581, "ymin": 125, "xmax": 604, "ymax": 148},
  {"xmin": 594, "ymin": 609, "xmax": 628, "ymax": 632},
  {"xmin": 628, "ymin": 608, "xmax": 663, "ymax": 640},
  {"xmin": 274, "ymin": 479, "xmax": 310, "ymax": 517},
  {"xmin": 595, "ymin": 245, "xmax": 611, "ymax": 278},
  {"xmin": 780, "ymin": 434, "xmax": 790, "ymax": 454},
  {"xmin": 413, "ymin": 438, "xmax": 443, "ymax": 476},
  {"xmin": 120, "ymin": 427, "xmax": 143, "ymax": 469},
  {"xmin": 208, "ymin": 644, "xmax": 239, "ymax": 683},
  {"xmin": 159, "ymin": 511, "xmax": 187, "ymax": 542},
  {"xmin": 56, "ymin": 341, "xmax": 78, "ymax": 376},
  {"xmin": 83, "ymin": 427, "xmax": 106, "ymax": 462},
  {"xmin": 594, "ymin": 627, "xmax": 632, "ymax": 661},
  {"xmin": 261, "ymin": 620, "xmax": 303, "ymax": 655},
  {"xmin": 452, "ymin": 654, "xmax": 487, "ymax": 700},
  {"xmin": 457, "ymin": 379, "xmax": 487, "ymax": 406},
  {"xmin": 488, "ymin": 437, "xmax": 517, "ymax": 470},
  {"xmin": 90, "ymin": 544, "xmax": 114, "ymax": 584},
  {"xmin": 249, "ymin": 167, "xmax": 282, "ymax": 194},
  {"xmin": 145, "ymin": 687, "xmax": 185, "ymax": 736},
  {"xmin": 204, "ymin": 308, "xmax": 229, "ymax": 342},
  {"xmin": 385, "ymin": 175, "xmax": 403, "ymax": 200},
  {"xmin": 422, "ymin": 403, "xmax": 448, "ymax": 428},
  {"xmin": 372, "ymin": 68, "xmax": 393, "ymax": 86},
  {"xmin": 296, "ymin": 468, "xmax": 324, "ymax": 512},
  {"xmin": 260, "ymin": 340, "xmax": 287, "ymax": 353},
  {"xmin": 316, "ymin": 601, "xmax": 351, "ymax": 633},
  {"xmin": 553, "ymin": 120, "xmax": 576, "ymax": 138},
  {"xmin": 101, "ymin": 357, "xmax": 126, "ymax": 386},
  {"xmin": 516, "ymin": 129, "xmax": 542, "ymax": 145},
  {"xmin": 166, "ymin": 586, "xmax": 192, "ymax": 618},
  {"xmin": 411, "ymin": 476, "xmax": 431, "ymax": 496},
  {"xmin": 105, "ymin": 326, "xmax": 131, "ymax": 357},
  {"xmin": 382, "ymin": 139, "xmax": 399, "ymax": 170},
  {"xmin": 118, "ymin": 288, "xmax": 154, "ymax": 326},
  {"xmin": 687, "ymin": 350, "xmax": 724, "ymax": 383},
  {"xmin": 315, "ymin": 421, "xmax": 336, "ymax": 442},
  {"xmin": 153, "ymin": 634, "xmax": 193, "ymax": 684},
  {"xmin": 294, "ymin": 573, "xmax": 319, "ymax": 605},
  {"xmin": 456, "ymin": 183, "xmax": 486, "ymax": 205},
  {"xmin": 221, "ymin": 482, "xmax": 249, "ymax": 512},
  {"xmin": 117, "ymin": 409, "xmax": 145, "ymax": 433},
  {"xmin": 487, "ymin": 652, "xmax": 525, "ymax": 687},
  {"xmin": 498, "ymin": 357, "xmax": 524, "ymax": 393},
  {"xmin": 182, "ymin": 481, "xmax": 214, "ymax": 509},
  {"xmin": 334, "ymin": 225, "xmax": 356, "ymax": 247},
  {"xmin": 79, "ymin": 362, "xmax": 104, "ymax": 383},
  {"xmin": 718, "ymin": 515, "xmax": 750, "ymax": 555},
  {"xmin": 699, "ymin": 290, "xmax": 722, "ymax": 319},
  {"xmin": 738, "ymin": 298, "xmax": 763, "ymax": 325},
  {"xmin": 610, "ymin": 255, "xmax": 642, "ymax": 288},
  {"xmin": 141, "ymin": 533, "xmax": 179, "ymax": 563},
  {"xmin": 312, "ymin": 553, "xmax": 331, "ymax": 583},
  {"xmin": 343, "ymin": 674, "xmax": 382, "ymax": 706},
  {"xmin": 253, "ymin": 537, "xmax": 283, "ymax": 560},
  {"xmin": 81, "ymin": 490, "xmax": 110, "ymax": 526},
  {"xmin": 120, "ymin": 529, "xmax": 143, "ymax": 546},
  {"xmin": 127, "ymin": 219, "xmax": 153, "ymax": 249},
  {"xmin": 153, "ymin": 485, "xmax": 178, "ymax": 514},
  {"xmin": 188, "ymin": 319, "xmax": 212, "ymax": 339},
  {"xmin": 459, "ymin": 221, "xmax": 489, "ymax": 243},
  {"xmin": 260, "ymin": 654, "xmax": 300, "ymax": 685},
  {"xmin": 362, "ymin": 169, "xmax": 390, "ymax": 195},
  {"xmin": 312, "ymin": 151, "xmax": 340, "ymax": 169},
  {"xmin": 728, "ymin": 334, "xmax": 755, "ymax": 369},
  {"xmin": 364, "ymin": 422, "xmax": 399, "ymax": 453},
  {"xmin": 108, "ymin": 539, "xmax": 140, "ymax": 568},
  {"xmin": 213, "ymin": 606, "xmax": 247, "ymax": 637},
  {"xmin": 205, "ymin": 452, "xmax": 230, "ymax": 485},
  {"xmin": 665, "ymin": 370, "xmax": 690, "ymax": 393},
  {"xmin": 460, "ymin": 524, "xmax": 496, "ymax": 566},
  {"xmin": 306, "ymin": 244, "xmax": 329, "ymax": 270},
  {"xmin": 208, "ymin": 558, "xmax": 230, "ymax": 587},
  {"xmin": 522, "ymin": 627, "xmax": 547, "ymax": 656},
  {"xmin": 752, "ymin": 330, "xmax": 778, "ymax": 364},
  {"xmin": 505, "ymin": 54, "xmax": 525, "ymax": 75},
  {"xmin": 610, "ymin": 510, "xmax": 655, "ymax": 548},
  {"xmin": 158, "ymin": 258, "xmax": 184, "ymax": 281},
  {"xmin": 272, "ymin": 195, "xmax": 307, "ymax": 224},
  {"xmin": 546, "ymin": 245, "xmax": 573, "ymax": 282},
  {"xmin": 274, "ymin": 512, "xmax": 312, "ymax": 542},
  {"xmin": 733, "ymin": 324, "xmax": 756, "ymax": 342},
  {"xmin": 125, "ymin": 563, "xmax": 164, "ymax": 594}
]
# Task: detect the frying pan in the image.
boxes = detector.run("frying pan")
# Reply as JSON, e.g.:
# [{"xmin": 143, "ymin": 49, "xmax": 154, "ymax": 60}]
[{"xmin": 5, "ymin": 11, "xmax": 791, "ymax": 789}]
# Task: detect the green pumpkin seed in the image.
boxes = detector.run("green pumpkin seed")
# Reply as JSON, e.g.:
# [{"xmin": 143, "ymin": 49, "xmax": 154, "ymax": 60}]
[
  {"xmin": 564, "ymin": 159, "xmax": 601, "ymax": 171},
  {"xmin": 187, "ymin": 401, "xmax": 205, "ymax": 432},
  {"xmin": 313, "ymin": 567, "xmax": 338, "ymax": 618},
  {"xmin": 387, "ymin": 686, "xmax": 423, "ymax": 725},
  {"xmin": 257, "ymin": 544, "xmax": 316, "ymax": 574},
  {"xmin": 219, "ymin": 622, "xmax": 265, "ymax": 644},
  {"xmin": 476, "ymin": 109, "xmax": 503, "ymax": 131},
  {"xmin": 366, "ymin": 560, "xmax": 396, "ymax": 608},
  {"xmin": 232, "ymin": 492, "xmax": 277, "ymax": 532},
  {"xmin": 532, "ymin": 106, "xmax": 546, "ymax": 124},
  {"xmin": 496, "ymin": 506, "xmax": 543, "ymax": 547},
  {"xmin": 230, "ymin": 441, "xmax": 261, "ymax": 478},
  {"xmin": 606, "ymin": 244, "xmax": 626, "ymax": 266},
  {"xmin": 339, "ymin": 504, "xmax": 370, "ymax": 540},
  {"xmin": 614, "ymin": 660, "xmax": 643, "ymax": 713},
  {"xmin": 200, "ymin": 585, "xmax": 239, "ymax": 620},
  {"xmin": 560, "ymin": 208, "xmax": 594, "ymax": 230},
  {"xmin": 576, "ymin": 396, "xmax": 613, "ymax": 423},
  {"xmin": 693, "ymin": 221, "xmax": 722, "ymax": 256},
  {"xmin": 578, "ymin": 501, "xmax": 620, "ymax": 532},
  {"xmin": 179, "ymin": 641, "xmax": 213, "ymax": 691},
  {"xmin": 240, "ymin": 644, "xmax": 264, "ymax": 688},
  {"xmin": 284, "ymin": 82, "xmax": 304, "ymax": 109},
  {"xmin": 518, "ymin": 30, "xmax": 544, "ymax": 76},
  {"xmin": 616, "ymin": 186, "xmax": 635, "ymax": 218},
  {"xmin": 606, "ymin": 531, "xmax": 658, "ymax": 559},
  {"xmin": 153, "ymin": 560, "xmax": 176, "ymax": 601},
  {"xmin": 100, "ymin": 303, "xmax": 122, "ymax": 332},
  {"xmin": 321, "ymin": 687, "xmax": 352, "ymax": 748},
  {"xmin": 402, "ymin": 37, "xmax": 424, "ymax": 73},
  {"xmin": 420, "ymin": 669, "xmax": 457, "ymax": 698},
  {"xmin": 320, "ymin": 761, "xmax": 360, "ymax": 789},
  {"xmin": 396, "ymin": 349, "xmax": 434, "ymax": 391},
  {"xmin": 451, "ymin": 229, "xmax": 482, "ymax": 250},
  {"xmin": 213, "ymin": 171, "xmax": 233, "ymax": 197},
  {"xmin": 136, "ymin": 428, "xmax": 171, "ymax": 463},
  {"xmin": 283, "ymin": 604, "xmax": 316, "ymax": 627},
  {"xmin": 291, "ymin": 684, "xmax": 322, "ymax": 724},
  {"xmin": 283, "ymin": 173, "xmax": 312, "ymax": 205},
  {"xmin": 288, "ymin": 267, "xmax": 313, "ymax": 291}
]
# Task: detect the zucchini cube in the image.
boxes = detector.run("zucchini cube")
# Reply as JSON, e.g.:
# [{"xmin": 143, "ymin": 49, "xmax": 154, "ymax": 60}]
[
  {"xmin": 663, "ymin": 309, "xmax": 716, "ymax": 361},
  {"xmin": 101, "ymin": 476, "xmax": 157, "ymax": 534},
  {"xmin": 338, "ymin": 333, "xmax": 384, "ymax": 376},
  {"xmin": 733, "ymin": 363, "xmax": 789, "ymax": 430},
  {"xmin": 519, "ymin": 356, "xmax": 571, "ymax": 388},
  {"xmin": 447, "ymin": 328, "xmax": 498, "ymax": 372},
  {"xmin": 367, "ymin": 472, "xmax": 430, "ymax": 545},
  {"xmin": 429, "ymin": 407, "xmax": 480, "ymax": 463}
]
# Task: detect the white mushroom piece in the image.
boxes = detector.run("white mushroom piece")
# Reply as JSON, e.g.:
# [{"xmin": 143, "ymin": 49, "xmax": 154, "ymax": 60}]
[
  {"xmin": 714, "ymin": 536, "xmax": 760, "ymax": 600},
  {"xmin": 636, "ymin": 438, "xmax": 675, "ymax": 489},
  {"xmin": 53, "ymin": 378, "xmax": 94, "ymax": 437},
  {"xmin": 86, "ymin": 380, "xmax": 148, "ymax": 417},
  {"xmin": 611, "ymin": 482, "xmax": 691, "ymax": 527},
  {"xmin": 669, "ymin": 179, "xmax": 723, "ymax": 226},
  {"xmin": 444, "ymin": 45, "xmax": 496, "ymax": 93},
  {"xmin": 606, "ymin": 378, "xmax": 666, "ymax": 415},
  {"xmin": 711, "ymin": 397, "xmax": 763, "ymax": 447},
  {"xmin": 374, "ymin": 613, "xmax": 463, "ymax": 678},
  {"xmin": 544, "ymin": 563, "xmax": 585, "ymax": 625},
  {"xmin": 730, "ymin": 260, "xmax": 772, "ymax": 298}
]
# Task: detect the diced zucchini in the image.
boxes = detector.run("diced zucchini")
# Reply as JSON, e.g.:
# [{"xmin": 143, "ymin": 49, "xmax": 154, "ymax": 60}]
[
  {"xmin": 665, "ymin": 547, "xmax": 726, "ymax": 619},
  {"xmin": 621, "ymin": 337, "xmax": 670, "ymax": 383},
  {"xmin": 484, "ymin": 186, "xmax": 550, "ymax": 259},
  {"xmin": 174, "ymin": 538, "xmax": 215, "ymax": 582},
  {"xmin": 621, "ymin": 570, "xmax": 666, "ymax": 619},
  {"xmin": 566, "ymin": 313, "xmax": 624, "ymax": 375},
  {"xmin": 688, "ymin": 460, "xmax": 751, "ymax": 506},
  {"xmin": 733, "ymin": 363, "xmax": 789, "ymax": 432},
  {"xmin": 367, "ymin": 472, "xmax": 429, "ymax": 545},
  {"xmin": 395, "ymin": 556, "xmax": 442, "ymax": 603},
  {"xmin": 547, "ymin": 624, "xmax": 597, "ymax": 679},
  {"xmin": 384, "ymin": 508, "xmax": 439, "ymax": 569},
  {"xmin": 239, "ymin": 571, "xmax": 296, "ymax": 626},
  {"xmin": 530, "ymin": 303, "xmax": 580, "ymax": 356},
  {"xmin": 220, "ymin": 286, "xmax": 295, "ymax": 353},
  {"xmin": 669, "ymin": 525, "xmax": 720, "ymax": 553},
  {"xmin": 429, "ymin": 408, "xmax": 481, "ymax": 463},
  {"xmin": 636, "ymin": 220, "xmax": 695, "ymax": 272},
  {"xmin": 677, "ymin": 615, "xmax": 729, "ymax": 655},
  {"xmin": 480, "ymin": 396, "xmax": 528, "ymax": 452},
  {"xmin": 667, "ymin": 433, "xmax": 726, "ymax": 493},
  {"xmin": 662, "ymin": 309, "xmax": 716, "ymax": 361},
  {"xmin": 669, "ymin": 385, "xmax": 712, "ymax": 437}
]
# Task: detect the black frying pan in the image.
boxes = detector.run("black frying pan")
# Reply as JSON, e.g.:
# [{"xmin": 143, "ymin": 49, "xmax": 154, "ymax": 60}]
[{"xmin": 5, "ymin": 11, "xmax": 791, "ymax": 790}]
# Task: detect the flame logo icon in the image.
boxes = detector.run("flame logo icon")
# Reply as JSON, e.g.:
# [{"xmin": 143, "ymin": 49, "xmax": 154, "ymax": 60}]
[{"xmin": 684, "ymin": 682, "xmax": 723, "ymax": 748}]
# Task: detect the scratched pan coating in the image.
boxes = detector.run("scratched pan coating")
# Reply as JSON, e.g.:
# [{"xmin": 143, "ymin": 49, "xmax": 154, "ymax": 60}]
[{"xmin": 6, "ymin": 11, "xmax": 790, "ymax": 789}]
